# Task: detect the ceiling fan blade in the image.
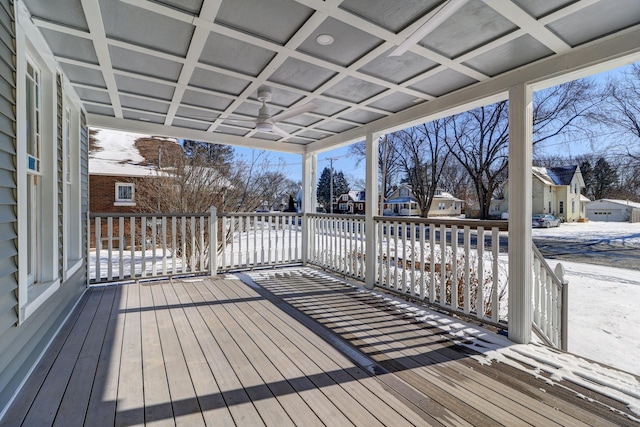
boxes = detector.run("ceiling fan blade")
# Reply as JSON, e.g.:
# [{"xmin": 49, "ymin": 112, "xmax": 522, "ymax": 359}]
[
  {"xmin": 271, "ymin": 125, "xmax": 291, "ymax": 138},
  {"xmin": 271, "ymin": 102, "xmax": 316, "ymax": 123}
]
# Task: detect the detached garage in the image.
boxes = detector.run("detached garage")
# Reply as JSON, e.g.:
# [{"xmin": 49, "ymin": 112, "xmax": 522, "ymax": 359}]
[{"xmin": 585, "ymin": 199, "xmax": 640, "ymax": 222}]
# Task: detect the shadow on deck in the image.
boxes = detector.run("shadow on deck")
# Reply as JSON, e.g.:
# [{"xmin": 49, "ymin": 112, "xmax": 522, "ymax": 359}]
[{"xmin": 2, "ymin": 267, "xmax": 638, "ymax": 426}]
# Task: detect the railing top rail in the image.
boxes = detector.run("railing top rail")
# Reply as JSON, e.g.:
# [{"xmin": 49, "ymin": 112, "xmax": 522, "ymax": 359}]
[
  {"xmin": 532, "ymin": 242, "xmax": 565, "ymax": 288},
  {"xmin": 218, "ymin": 211, "xmax": 303, "ymax": 218},
  {"xmin": 89, "ymin": 212, "xmax": 210, "ymax": 219},
  {"xmin": 374, "ymin": 215, "xmax": 508, "ymax": 231},
  {"xmin": 307, "ymin": 213, "xmax": 365, "ymax": 219}
]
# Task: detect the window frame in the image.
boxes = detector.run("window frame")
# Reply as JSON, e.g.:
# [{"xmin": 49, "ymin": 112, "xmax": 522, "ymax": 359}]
[{"xmin": 115, "ymin": 182, "xmax": 136, "ymax": 206}]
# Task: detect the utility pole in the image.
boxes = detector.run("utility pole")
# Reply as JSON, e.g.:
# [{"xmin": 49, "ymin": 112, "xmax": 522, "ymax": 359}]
[{"xmin": 327, "ymin": 157, "xmax": 339, "ymax": 214}]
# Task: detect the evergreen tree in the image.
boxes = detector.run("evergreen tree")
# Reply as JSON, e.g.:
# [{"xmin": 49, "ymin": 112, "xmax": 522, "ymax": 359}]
[
  {"xmin": 316, "ymin": 166, "xmax": 349, "ymax": 212},
  {"xmin": 579, "ymin": 159, "xmax": 594, "ymax": 200},
  {"xmin": 592, "ymin": 157, "xmax": 618, "ymax": 199}
]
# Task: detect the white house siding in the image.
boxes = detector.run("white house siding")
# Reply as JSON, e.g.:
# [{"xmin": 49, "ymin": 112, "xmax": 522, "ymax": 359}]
[{"xmin": 0, "ymin": 4, "xmax": 88, "ymax": 415}]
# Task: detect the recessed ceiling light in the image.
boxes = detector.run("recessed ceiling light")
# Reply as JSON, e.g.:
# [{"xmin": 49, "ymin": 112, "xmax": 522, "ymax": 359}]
[
  {"xmin": 412, "ymin": 97, "xmax": 424, "ymax": 103},
  {"xmin": 316, "ymin": 34, "xmax": 334, "ymax": 46},
  {"xmin": 139, "ymin": 117, "xmax": 150, "ymax": 121}
]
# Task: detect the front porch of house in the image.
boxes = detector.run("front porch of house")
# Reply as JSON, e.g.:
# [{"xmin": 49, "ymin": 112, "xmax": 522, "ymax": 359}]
[{"xmin": 3, "ymin": 269, "xmax": 637, "ymax": 426}]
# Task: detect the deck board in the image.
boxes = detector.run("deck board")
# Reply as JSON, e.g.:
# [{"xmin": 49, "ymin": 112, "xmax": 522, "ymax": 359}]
[{"xmin": 3, "ymin": 267, "xmax": 638, "ymax": 427}]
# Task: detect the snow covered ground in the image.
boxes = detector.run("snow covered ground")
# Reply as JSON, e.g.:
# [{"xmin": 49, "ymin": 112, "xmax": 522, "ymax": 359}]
[{"xmin": 533, "ymin": 221, "xmax": 640, "ymax": 376}]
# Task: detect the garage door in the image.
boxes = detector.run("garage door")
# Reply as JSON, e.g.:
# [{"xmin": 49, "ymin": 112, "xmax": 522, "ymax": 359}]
[{"xmin": 586, "ymin": 209, "xmax": 625, "ymax": 222}]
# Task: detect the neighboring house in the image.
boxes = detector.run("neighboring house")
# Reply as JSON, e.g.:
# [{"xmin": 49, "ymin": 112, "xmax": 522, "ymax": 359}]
[
  {"xmin": 89, "ymin": 129, "xmax": 182, "ymax": 247},
  {"xmin": 585, "ymin": 199, "xmax": 640, "ymax": 222},
  {"xmin": 89, "ymin": 129, "xmax": 180, "ymax": 214},
  {"xmin": 336, "ymin": 190, "xmax": 366, "ymax": 214},
  {"xmin": 491, "ymin": 165, "xmax": 588, "ymax": 222},
  {"xmin": 383, "ymin": 184, "xmax": 462, "ymax": 217}
]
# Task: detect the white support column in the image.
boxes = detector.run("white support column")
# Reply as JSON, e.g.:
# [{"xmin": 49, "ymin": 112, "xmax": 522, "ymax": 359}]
[
  {"xmin": 301, "ymin": 152, "xmax": 317, "ymax": 265},
  {"xmin": 508, "ymin": 83, "xmax": 533, "ymax": 344},
  {"xmin": 365, "ymin": 132, "xmax": 379, "ymax": 290}
]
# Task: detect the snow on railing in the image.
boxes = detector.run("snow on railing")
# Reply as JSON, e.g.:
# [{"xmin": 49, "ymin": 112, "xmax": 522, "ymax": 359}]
[
  {"xmin": 307, "ymin": 214, "xmax": 366, "ymax": 280},
  {"xmin": 374, "ymin": 217, "xmax": 509, "ymax": 325},
  {"xmin": 532, "ymin": 243, "xmax": 569, "ymax": 350},
  {"xmin": 217, "ymin": 212, "xmax": 303, "ymax": 271}
]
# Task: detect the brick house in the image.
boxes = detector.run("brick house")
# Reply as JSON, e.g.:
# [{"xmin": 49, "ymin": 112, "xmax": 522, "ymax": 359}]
[{"xmin": 89, "ymin": 129, "xmax": 182, "ymax": 246}]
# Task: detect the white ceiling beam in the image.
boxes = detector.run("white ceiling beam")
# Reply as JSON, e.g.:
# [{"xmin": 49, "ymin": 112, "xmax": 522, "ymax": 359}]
[
  {"xmin": 483, "ymin": 0, "xmax": 570, "ymax": 53},
  {"xmin": 306, "ymin": 25, "xmax": 640, "ymax": 153},
  {"xmin": 80, "ymin": 0, "xmax": 122, "ymax": 117},
  {"xmin": 88, "ymin": 115, "xmax": 307, "ymax": 154}
]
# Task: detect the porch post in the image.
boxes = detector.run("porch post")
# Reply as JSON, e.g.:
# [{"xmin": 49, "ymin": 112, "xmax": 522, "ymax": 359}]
[
  {"xmin": 365, "ymin": 132, "xmax": 379, "ymax": 290},
  {"xmin": 508, "ymin": 83, "xmax": 533, "ymax": 344},
  {"xmin": 301, "ymin": 152, "xmax": 317, "ymax": 265},
  {"xmin": 209, "ymin": 206, "xmax": 218, "ymax": 277}
]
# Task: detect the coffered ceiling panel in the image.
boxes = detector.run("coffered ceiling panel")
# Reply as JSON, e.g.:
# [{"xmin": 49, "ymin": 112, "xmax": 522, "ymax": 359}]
[{"xmin": 23, "ymin": 0, "xmax": 640, "ymax": 154}]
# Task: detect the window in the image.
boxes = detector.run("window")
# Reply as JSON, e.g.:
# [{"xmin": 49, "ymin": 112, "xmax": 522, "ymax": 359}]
[
  {"xmin": 115, "ymin": 183, "xmax": 135, "ymax": 205},
  {"xmin": 572, "ymin": 200, "xmax": 575, "ymax": 214},
  {"xmin": 400, "ymin": 188, "xmax": 409, "ymax": 197},
  {"xmin": 548, "ymin": 201, "xmax": 551, "ymax": 213},
  {"xmin": 559, "ymin": 201, "xmax": 564, "ymax": 214},
  {"xmin": 26, "ymin": 60, "xmax": 41, "ymax": 172},
  {"xmin": 574, "ymin": 183, "xmax": 578, "ymax": 194},
  {"xmin": 26, "ymin": 58, "xmax": 42, "ymax": 285},
  {"xmin": 438, "ymin": 202, "xmax": 446, "ymax": 210}
]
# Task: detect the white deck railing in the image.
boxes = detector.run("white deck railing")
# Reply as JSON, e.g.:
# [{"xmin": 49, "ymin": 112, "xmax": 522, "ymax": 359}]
[
  {"xmin": 88, "ymin": 212, "xmax": 211, "ymax": 283},
  {"xmin": 89, "ymin": 209, "xmax": 567, "ymax": 350},
  {"xmin": 374, "ymin": 216, "xmax": 509, "ymax": 324},
  {"xmin": 217, "ymin": 212, "xmax": 303, "ymax": 271},
  {"xmin": 532, "ymin": 243, "xmax": 569, "ymax": 350},
  {"xmin": 88, "ymin": 210, "xmax": 303, "ymax": 283},
  {"xmin": 307, "ymin": 214, "xmax": 367, "ymax": 280}
]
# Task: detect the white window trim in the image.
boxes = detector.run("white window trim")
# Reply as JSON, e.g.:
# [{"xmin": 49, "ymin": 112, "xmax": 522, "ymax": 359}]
[
  {"xmin": 115, "ymin": 182, "xmax": 135, "ymax": 205},
  {"xmin": 16, "ymin": 14, "xmax": 67, "ymax": 323}
]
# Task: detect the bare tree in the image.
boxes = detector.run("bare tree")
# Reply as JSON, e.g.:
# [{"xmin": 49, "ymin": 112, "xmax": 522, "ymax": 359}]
[
  {"xmin": 447, "ymin": 102, "xmax": 510, "ymax": 219},
  {"xmin": 395, "ymin": 119, "xmax": 452, "ymax": 217},
  {"xmin": 605, "ymin": 64, "xmax": 640, "ymax": 142},
  {"xmin": 448, "ymin": 80, "xmax": 599, "ymax": 219},
  {"xmin": 349, "ymin": 134, "xmax": 403, "ymax": 200}
]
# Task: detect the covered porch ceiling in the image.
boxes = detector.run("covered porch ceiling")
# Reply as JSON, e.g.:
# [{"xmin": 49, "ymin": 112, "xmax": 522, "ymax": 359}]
[{"xmin": 22, "ymin": 0, "xmax": 640, "ymax": 154}]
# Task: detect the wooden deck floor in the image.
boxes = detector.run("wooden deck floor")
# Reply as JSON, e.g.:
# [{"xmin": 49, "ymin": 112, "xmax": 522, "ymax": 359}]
[{"xmin": 2, "ymin": 267, "xmax": 637, "ymax": 426}]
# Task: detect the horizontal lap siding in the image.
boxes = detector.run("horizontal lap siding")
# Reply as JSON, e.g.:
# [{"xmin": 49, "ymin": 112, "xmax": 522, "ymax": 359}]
[
  {"xmin": 0, "ymin": 1, "xmax": 87, "ymax": 414},
  {"xmin": 0, "ymin": 0, "xmax": 17, "ymax": 342}
]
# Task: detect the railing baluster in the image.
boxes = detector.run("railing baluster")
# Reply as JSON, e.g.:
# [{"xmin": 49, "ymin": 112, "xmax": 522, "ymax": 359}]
[
  {"xmin": 410, "ymin": 223, "xmax": 416, "ymax": 297},
  {"xmin": 401, "ymin": 221, "xmax": 407, "ymax": 293},
  {"xmin": 439, "ymin": 224, "xmax": 446, "ymax": 305},
  {"xmin": 420, "ymin": 223, "xmax": 426, "ymax": 300},
  {"xmin": 162, "ymin": 217, "xmax": 167, "ymax": 276},
  {"xmin": 429, "ymin": 222, "xmax": 435, "ymax": 303},
  {"xmin": 491, "ymin": 227, "xmax": 499, "ymax": 322},
  {"xmin": 199, "ymin": 215, "xmax": 205, "ymax": 271},
  {"xmin": 107, "ymin": 217, "xmax": 113, "ymax": 281},
  {"xmin": 385, "ymin": 220, "xmax": 391, "ymax": 288},
  {"xmin": 190, "ymin": 216, "xmax": 196, "ymax": 271},
  {"xmin": 141, "ymin": 217, "xmax": 147, "ymax": 278},
  {"xmin": 95, "ymin": 217, "xmax": 101, "ymax": 282},
  {"xmin": 464, "ymin": 226, "xmax": 471, "ymax": 315},
  {"xmin": 171, "ymin": 216, "xmax": 177, "ymax": 275},
  {"xmin": 451, "ymin": 225, "xmax": 458, "ymax": 310},
  {"xmin": 151, "ymin": 216, "xmax": 157, "ymax": 276},
  {"xmin": 393, "ymin": 222, "xmax": 399, "ymax": 291},
  {"xmin": 181, "ymin": 216, "xmax": 187, "ymax": 273},
  {"xmin": 119, "ymin": 216, "xmax": 124, "ymax": 280},
  {"xmin": 477, "ymin": 226, "xmax": 485, "ymax": 318},
  {"xmin": 130, "ymin": 217, "xmax": 135, "ymax": 278}
]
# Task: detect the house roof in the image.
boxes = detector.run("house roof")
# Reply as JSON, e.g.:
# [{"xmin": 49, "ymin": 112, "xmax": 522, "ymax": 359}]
[
  {"xmin": 21, "ymin": 0, "xmax": 640, "ymax": 155},
  {"xmin": 532, "ymin": 165, "xmax": 579, "ymax": 186},
  {"xmin": 588, "ymin": 199, "xmax": 640, "ymax": 209},
  {"xmin": 546, "ymin": 165, "xmax": 579, "ymax": 186},
  {"xmin": 89, "ymin": 128, "xmax": 178, "ymax": 177}
]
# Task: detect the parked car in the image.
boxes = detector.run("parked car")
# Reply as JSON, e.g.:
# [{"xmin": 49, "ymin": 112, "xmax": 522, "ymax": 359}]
[{"xmin": 532, "ymin": 214, "xmax": 561, "ymax": 228}]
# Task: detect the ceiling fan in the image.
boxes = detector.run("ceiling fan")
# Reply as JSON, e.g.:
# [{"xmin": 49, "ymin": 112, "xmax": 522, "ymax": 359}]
[{"xmin": 199, "ymin": 86, "xmax": 316, "ymax": 138}]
